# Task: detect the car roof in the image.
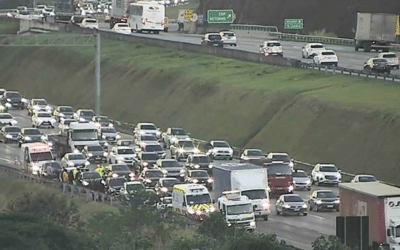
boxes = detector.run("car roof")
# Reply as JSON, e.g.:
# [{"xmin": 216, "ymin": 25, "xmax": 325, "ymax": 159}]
[
  {"xmin": 126, "ymin": 181, "xmax": 143, "ymax": 185},
  {"xmin": 321, "ymin": 50, "xmax": 335, "ymax": 53},
  {"xmin": 316, "ymin": 163, "xmax": 336, "ymax": 167},
  {"xmin": 212, "ymin": 140, "xmax": 228, "ymax": 143},
  {"xmin": 159, "ymin": 159, "xmax": 177, "ymax": 162},
  {"xmin": 0, "ymin": 113, "xmax": 12, "ymax": 116},
  {"xmin": 379, "ymin": 52, "xmax": 396, "ymax": 55},
  {"xmin": 22, "ymin": 128, "xmax": 39, "ymax": 131},
  {"xmin": 293, "ymin": 169, "xmax": 305, "ymax": 173},
  {"xmin": 115, "ymin": 146, "xmax": 132, "ymax": 150},
  {"xmin": 192, "ymin": 154, "xmax": 208, "ymax": 157},
  {"xmin": 315, "ymin": 189, "xmax": 334, "ymax": 193},
  {"xmin": 266, "ymin": 40, "xmax": 279, "ymax": 43},
  {"xmin": 189, "ymin": 169, "xmax": 207, "ymax": 173},
  {"xmin": 355, "ymin": 174, "xmax": 375, "ymax": 177},
  {"xmin": 207, "ymin": 33, "xmax": 221, "ymax": 35},
  {"xmin": 282, "ymin": 194, "xmax": 300, "ymax": 197},
  {"xmin": 66, "ymin": 152, "xmax": 83, "ymax": 156},
  {"xmin": 32, "ymin": 98, "xmax": 46, "ymax": 101},
  {"xmin": 269, "ymin": 152, "xmax": 288, "ymax": 156},
  {"xmin": 160, "ymin": 177, "xmax": 179, "ymax": 181},
  {"xmin": 138, "ymin": 122, "xmax": 155, "ymax": 126},
  {"xmin": 308, "ymin": 43, "xmax": 323, "ymax": 46}
]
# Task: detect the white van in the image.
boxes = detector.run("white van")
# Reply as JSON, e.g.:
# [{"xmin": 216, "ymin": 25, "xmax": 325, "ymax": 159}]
[
  {"xmin": 81, "ymin": 18, "xmax": 98, "ymax": 29},
  {"xmin": 20, "ymin": 143, "xmax": 55, "ymax": 175}
]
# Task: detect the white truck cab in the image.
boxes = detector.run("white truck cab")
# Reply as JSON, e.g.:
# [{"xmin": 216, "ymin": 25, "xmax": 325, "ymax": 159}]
[
  {"xmin": 172, "ymin": 184, "xmax": 215, "ymax": 220},
  {"xmin": 218, "ymin": 190, "xmax": 256, "ymax": 231},
  {"xmin": 68, "ymin": 122, "xmax": 100, "ymax": 151},
  {"xmin": 20, "ymin": 142, "xmax": 55, "ymax": 175}
]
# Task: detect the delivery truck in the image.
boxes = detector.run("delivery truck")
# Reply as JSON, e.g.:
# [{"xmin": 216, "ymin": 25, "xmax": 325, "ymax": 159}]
[
  {"xmin": 355, "ymin": 13, "xmax": 397, "ymax": 52},
  {"xmin": 213, "ymin": 163, "xmax": 270, "ymax": 220},
  {"xmin": 339, "ymin": 182, "xmax": 400, "ymax": 250}
]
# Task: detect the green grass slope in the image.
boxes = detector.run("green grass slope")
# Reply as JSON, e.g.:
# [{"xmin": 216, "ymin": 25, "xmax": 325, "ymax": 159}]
[{"xmin": 1, "ymin": 37, "xmax": 400, "ymax": 184}]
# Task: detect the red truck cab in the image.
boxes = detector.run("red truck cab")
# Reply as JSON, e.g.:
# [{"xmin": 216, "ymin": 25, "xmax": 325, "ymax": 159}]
[{"xmin": 263, "ymin": 163, "xmax": 294, "ymax": 195}]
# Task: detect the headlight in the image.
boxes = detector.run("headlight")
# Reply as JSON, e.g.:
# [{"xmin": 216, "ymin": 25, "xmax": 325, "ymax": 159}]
[
  {"xmin": 103, "ymin": 152, "xmax": 107, "ymax": 156},
  {"xmin": 116, "ymin": 134, "xmax": 121, "ymax": 139},
  {"xmin": 117, "ymin": 156, "xmax": 124, "ymax": 160},
  {"xmin": 68, "ymin": 162, "xmax": 74, "ymax": 167},
  {"xmin": 51, "ymin": 118, "xmax": 56, "ymax": 123},
  {"xmin": 143, "ymin": 162, "xmax": 148, "ymax": 167},
  {"xmin": 145, "ymin": 178, "xmax": 152, "ymax": 183},
  {"xmin": 88, "ymin": 153, "xmax": 93, "ymax": 157},
  {"xmin": 5, "ymin": 103, "xmax": 11, "ymax": 108},
  {"xmin": 180, "ymin": 169, "xmax": 185, "ymax": 173},
  {"xmin": 79, "ymin": 117, "xmax": 86, "ymax": 122},
  {"xmin": 289, "ymin": 162, "xmax": 294, "ymax": 168},
  {"xmin": 47, "ymin": 142, "xmax": 53, "ymax": 147},
  {"xmin": 305, "ymin": 180, "xmax": 311, "ymax": 185},
  {"xmin": 104, "ymin": 142, "xmax": 109, "ymax": 146},
  {"xmin": 207, "ymin": 178, "xmax": 213, "ymax": 183},
  {"xmin": 195, "ymin": 210, "xmax": 202, "ymax": 215},
  {"xmin": 129, "ymin": 173, "xmax": 134, "ymax": 177},
  {"xmin": 139, "ymin": 131, "xmax": 146, "ymax": 134},
  {"xmin": 209, "ymin": 206, "xmax": 215, "ymax": 212},
  {"xmin": 171, "ymin": 137, "xmax": 178, "ymax": 143},
  {"xmin": 33, "ymin": 106, "xmax": 40, "ymax": 110},
  {"xmin": 85, "ymin": 161, "xmax": 90, "ymax": 166},
  {"xmin": 178, "ymin": 148, "xmax": 185, "ymax": 153},
  {"xmin": 283, "ymin": 204, "xmax": 290, "ymax": 208},
  {"xmin": 293, "ymin": 181, "xmax": 296, "ymax": 184},
  {"xmin": 194, "ymin": 148, "xmax": 200, "ymax": 154},
  {"xmin": 228, "ymin": 148, "xmax": 233, "ymax": 153},
  {"xmin": 161, "ymin": 187, "xmax": 168, "ymax": 192},
  {"xmin": 82, "ymin": 180, "xmax": 89, "ymax": 186},
  {"xmin": 188, "ymin": 208, "xmax": 195, "ymax": 214},
  {"xmin": 59, "ymin": 113, "xmax": 65, "ymax": 117},
  {"xmin": 45, "ymin": 106, "xmax": 52, "ymax": 110},
  {"xmin": 102, "ymin": 135, "xmax": 106, "ymax": 139},
  {"xmin": 194, "ymin": 164, "xmax": 200, "ymax": 169},
  {"xmin": 156, "ymin": 131, "xmax": 161, "ymax": 136},
  {"xmin": 11, "ymin": 120, "xmax": 17, "ymax": 125},
  {"xmin": 192, "ymin": 179, "xmax": 199, "ymax": 183},
  {"xmin": 112, "ymin": 173, "xmax": 118, "ymax": 178},
  {"xmin": 334, "ymin": 200, "xmax": 340, "ymax": 204},
  {"xmin": 316, "ymin": 200, "xmax": 322, "ymax": 204},
  {"xmin": 6, "ymin": 135, "xmax": 12, "ymax": 138},
  {"xmin": 208, "ymin": 164, "xmax": 213, "ymax": 169},
  {"xmin": 250, "ymin": 221, "xmax": 256, "ymax": 227},
  {"xmin": 262, "ymin": 201, "xmax": 269, "ymax": 209},
  {"xmin": 162, "ymin": 169, "xmax": 168, "ymax": 174},
  {"xmin": 7, "ymin": 98, "xmax": 11, "ymax": 102},
  {"xmin": 302, "ymin": 204, "xmax": 308, "ymax": 208},
  {"xmin": 227, "ymin": 223, "xmax": 232, "ymax": 227},
  {"xmin": 288, "ymin": 186, "xmax": 294, "ymax": 192}
]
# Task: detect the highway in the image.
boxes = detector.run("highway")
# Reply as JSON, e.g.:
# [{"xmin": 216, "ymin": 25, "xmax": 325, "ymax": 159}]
[{"xmin": 0, "ymin": 107, "xmax": 337, "ymax": 250}]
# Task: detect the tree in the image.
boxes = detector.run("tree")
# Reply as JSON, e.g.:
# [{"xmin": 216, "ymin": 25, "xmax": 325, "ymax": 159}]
[
  {"xmin": 312, "ymin": 236, "xmax": 351, "ymax": 250},
  {"xmin": 0, "ymin": 213, "xmax": 95, "ymax": 250}
]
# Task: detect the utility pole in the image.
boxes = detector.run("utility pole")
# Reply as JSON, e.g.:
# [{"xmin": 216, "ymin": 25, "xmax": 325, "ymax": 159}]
[{"xmin": 94, "ymin": 33, "xmax": 101, "ymax": 116}]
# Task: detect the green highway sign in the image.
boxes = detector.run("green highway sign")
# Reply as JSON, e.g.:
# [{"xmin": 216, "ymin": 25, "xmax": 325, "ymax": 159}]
[
  {"xmin": 207, "ymin": 10, "xmax": 234, "ymax": 24},
  {"xmin": 284, "ymin": 19, "xmax": 303, "ymax": 29}
]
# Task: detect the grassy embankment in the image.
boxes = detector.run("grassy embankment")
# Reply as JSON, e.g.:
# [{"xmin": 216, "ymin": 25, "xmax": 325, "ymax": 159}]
[
  {"xmin": 1, "ymin": 34, "xmax": 400, "ymax": 184},
  {"xmin": 0, "ymin": 18, "xmax": 19, "ymax": 34}
]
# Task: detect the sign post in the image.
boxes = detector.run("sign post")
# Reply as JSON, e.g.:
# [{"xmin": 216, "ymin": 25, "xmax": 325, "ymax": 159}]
[
  {"xmin": 284, "ymin": 19, "xmax": 303, "ymax": 29},
  {"xmin": 207, "ymin": 10, "xmax": 234, "ymax": 24}
]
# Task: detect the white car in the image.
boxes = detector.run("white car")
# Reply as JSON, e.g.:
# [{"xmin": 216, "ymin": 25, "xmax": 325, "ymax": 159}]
[
  {"xmin": 32, "ymin": 112, "xmax": 56, "ymax": 128},
  {"xmin": 206, "ymin": 140, "xmax": 233, "ymax": 160},
  {"xmin": 60, "ymin": 153, "xmax": 90, "ymax": 169},
  {"xmin": 81, "ymin": 18, "xmax": 98, "ymax": 29},
  {"xmin": 259, "ymin": 41, "xmax": 283, "ymax": 57},
  {"xmin": 377, "ymin": 52, "xmax": 399, "ymax": 69},
  {"xmin": 240, "ymin": 149, "xmax": 266, "ymax": 162},
  {"xmin": 28, "ymin": 98, "xmax": 52, "ymax": 115},
  {"xmin": 112, "ymin": 23, "xmax": 131, "ymax": 34},
  {"xmin": 107, "ymin": 146, "xmax": 136, "ymax": 165},
  {"xmin": 58, "ymin": 118, "xmax": 75, "ymax": 134},
  {"xmin": 34, "ymin": 5, "xmax": 47, "ymax": 13},
  {"xmin": 42, "ymin": 8, "xmax": 54, "ymax": 16},
  {"xmin": 0, "ymin": 113, "xmax": 18, "ymax": 126},
  {"xmin": 98, "ymin": 126, "xmax": 120, "ymax": 143},
  {"xmin": 134, "ymin": 123, "xmax": 161, "ymax": 139},
  {"xmin": 311, "ymin": 164, "xmax": 342, "ymax": 186},
  {"xmin": 351, "ymin": 174, "xmax": 378, "ymax": 183},
  {"xmin": 74, "ymin": 109, "xmax": 95, "ymax": 122},
  {"xmin": 266, "ymin": 152, "xmax": 294, "ymax": 169},
  {"xmin": 302, "ymin": 43, "xmax": 325, "ymax": 58},
  {"xmin": 292, "ymin": 170, "xmax": 311, "ymax": 190},
  {"xmin": 313, "ymin": 50, "xmax": 338, "ymax": 66},
  {"xmin": 220, "ymin": 31, "xmax": 237, "ymax": 46}
]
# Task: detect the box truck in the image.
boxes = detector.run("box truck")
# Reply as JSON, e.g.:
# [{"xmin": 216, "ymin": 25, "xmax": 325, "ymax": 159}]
[
  {"xmin": 213, "ymin": 163, "xmax": 270, "ymax": 220},
  {"xmin": 339, "ymin": 182, "xmax": 400, "ymax": 250}
]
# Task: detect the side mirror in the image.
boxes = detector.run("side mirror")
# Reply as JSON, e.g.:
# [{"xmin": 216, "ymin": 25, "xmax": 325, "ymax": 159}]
[
  {"xmin": 387, "ymin": 229, "xmax": 391, "ymax": 237},
  {"xmin": 338, "ymin": 170, "xmax": 342, "ymax": 173}
]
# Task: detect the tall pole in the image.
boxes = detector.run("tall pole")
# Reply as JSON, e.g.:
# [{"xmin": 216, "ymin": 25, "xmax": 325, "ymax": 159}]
[{"xmin": 95, "ymin": 33, "xmax": 101, "ymax": 116}]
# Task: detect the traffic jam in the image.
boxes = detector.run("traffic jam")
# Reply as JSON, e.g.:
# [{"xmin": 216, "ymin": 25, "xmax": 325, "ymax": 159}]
[{"xmin": 0, "ymin": 87, "xmax": 382, "ymax": 232}]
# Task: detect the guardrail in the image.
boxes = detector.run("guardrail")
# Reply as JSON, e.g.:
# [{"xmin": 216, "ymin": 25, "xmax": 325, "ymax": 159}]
[{"xmin": 0, "ymin": 9, "xmax": 16, "ymax": 14}]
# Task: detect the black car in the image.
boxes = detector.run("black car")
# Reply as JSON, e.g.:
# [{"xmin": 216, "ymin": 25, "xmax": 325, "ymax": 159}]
[
  {"xmin": 185, "ymin": 154, "xmax": 213, "ymax": 172},
  {"xmin": 155, "ymin": 177, "xmax": 180, "ymax": 197},
  {"xmin": 0, "ymin": 126, "xmax": 20, "ymax": 143},
  {"xmin": 364, "ymin": 58, "xmax": 391, "ymax": 74},
  {"xmin": 308, "ymin": 190, "xmax": 340, "ymax": 212},
  {"xmin": 40, "ymin": 162, "xmax": 63, "ymax": 179},
  {"xmin": 138, "ymin": 169, "xmax": 165, "ymax": 188},
  {"xmin": 1, "ymin": 91, "xmax": 24, "ymax": 109},
  {"xmin": 184, "ymin": 169, "xmax": 213, "ymax": 190},
  {"xmin": 109, "ymin": 164, "xmax": 135, "ymax": 181},
  {"xmin": 76, "ymin": 171, "xmax": 103, "ymax": 191},
  {"xmin": 104, "ymin": 177, "xmax": 127, "ymax": 195},
  {"xmin": 53, "ymin": 106, "xmax": 74, "ymax": 121},
  {"xmin": 201, "ymin": 33, "xmax": 223, "ymax": 47},
  {"xmin": 17, "ymin": 128, "xmax": 43, "ymax": 147},
  {"xmin": 134, "ymin": 152, "xmax": 160, "ymax": 173},
  {"xmin": 82, "ymin": 144, "xmax": 107, "ymax": 163}
]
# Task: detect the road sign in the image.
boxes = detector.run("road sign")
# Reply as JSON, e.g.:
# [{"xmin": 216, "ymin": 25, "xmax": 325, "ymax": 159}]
[
  {"xmin": 197, "ymin": 14, "xmax": 204, "ymax": 25},
  {"xmin": 190, "ymin": 13, "xmax": 198, "ymax": 22},
  {"xmin": 207, "ymin": 10, "xmax": 234, "ymax": 24},
  {"xmin": 184, "ymin": 9, "xmax": 194, "ymax": 20},
  {"xmin": 284, "ymin": 19, "xmax": 303, "ymax": 29}
]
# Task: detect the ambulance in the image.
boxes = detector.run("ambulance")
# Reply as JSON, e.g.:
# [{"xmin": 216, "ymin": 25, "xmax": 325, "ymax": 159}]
[
  {"xmin": 172, "ymin": 184, "xmax": 215, "ymax": 220},
  {"xmin": 20, "ymin": 142, "xmax": 55, "ymax": 175}
]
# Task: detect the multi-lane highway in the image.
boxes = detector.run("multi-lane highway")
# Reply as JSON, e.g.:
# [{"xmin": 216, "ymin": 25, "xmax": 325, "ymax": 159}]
[{"xmin": 0, "ymin": 107, "xmax": 337, "ymax": 250}]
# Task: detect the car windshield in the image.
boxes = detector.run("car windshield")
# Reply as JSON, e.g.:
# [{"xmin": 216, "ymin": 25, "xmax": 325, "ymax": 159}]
[
  {"xmin": 44, "ymin": 162, "xmax": 61, "ymax": 169},
  {"xmin": 33, "ymin": 100, "xmax": 47, "ymax": 105},
  {"xmin": 320, "ymin": 166, "xmax": 338, "ymax": 172},
  {"xmin": 267, "ymin": 42, "xmax": 280, "ymax": 46},
  {"xmin": 140, "ymin": 124, "xmax": 156, "ymax": 130},
  {"xmin": 102, "ymin": 127, "xmax": 116, "ymax": 133},
  {"xmin": 38, "ymin": 113, "xmax": 51, "ymax": 117},
  {"xmin": 30, "ymin": 152, "xmax": 53, "ymax": 162},
  {"xmin": 126, "ymin": 183, "xmax": 144, "ymax": 191},
  {"xmin": 265, "ymin": 164, "xmax": 292, "ymax": 175},
  {"xmin": 4, "ymin": 127, "xmax": 20, "ymax": 132},
  {"xmin": 109, "ymin": 178, "xmax": 125, "ymax": 186},
  {"xmin": 6, "ymin": 92, "xmax": 21, "ymax": 98},
  {"xmin": 247, "ymin": 150, "xmax": 263, "ymax": 156},
  {"xmin": 142, "ymin": 153, "xmax": 159, "ymax": 160},
  {"xmin": 272, "ymin": 154, "xmax": 290, "ymax": 161},
  {"xmin": 395, "ymin": 226, "xmax": 400, "ymax": 237},
  {"xmin": 311, "ymin": 44, "xmax": 323, "ymax": 48},
  {"xmin": 62, "ymin": 120, "xmax": 74, "ymax": 125},
  {"xmin": 178, "ymin": 141, "xmax": 194, "ymax": 148},
  {"xmin": 24, "ymin": 129, "xmax": 41, "ymax": 135},
  {"xmin": 186, "ymin": 194, "xmax": 211, "ymax": 205},
  {"xmin": 0, "ymin": 114, "xmax": 12, "ymax": 119},
  {"xmin": 118, "ymin": 148, "xmax": 135, "ymax": 154},
  {"xmin": 293, "ymin": 171, "xmax": 308, "ymax": 177},
  {"xmin": 373, "ymin": 59, "xmax": 387, "ymax": 63},
  {"xmin": 80, "ymin": 110, "xmax": 94, "ymax": 116},
  {"xmin": 192, "ymin": 156, "xmax": 210, "ymax": 163},
  {"xmin": 242, "ymin": 189, "xmax": 267, "ymax": 199},
  {"xmin": 171, "ymin": 128, "xmax": 186, "ymax": 135},
  {"xmin": 284, "ymin": 195, "xmax": 303, "ymax": 202},
  {"xmin": 142, "ymin": 135, "xmax": 157, "ymax": 141},
  {"xmin": 322, "ymin": 51, "xmax": 335, "ymax": 55},
  {"xmin": 383, "ymin": 54, "xmax": 397, "ymax": 58},
  {"xmin": 112, "ymin": 165, "xmax": 129, "ymax": 171},
  {"xmin": 146, "ymin": 144, "xmax": 163, "ymax": 151},
  {"xmin": 147, "ymin": 171, "xmax": 164, "ymax": 178},
  {"xmin": 60, "ymin": 107, "xmax": 73, "ymax": 112},
  {"xmin": 99, "ymin": 117, "xmax": 109, "ymax": 122},
  {"xmin": 68, "ymin": 154, "xmax": 85, "ymax": 160},
  {"xmin": 191, "ymin": 171, "xmax": 208, "ymax": 177},
  {"xmin": 359, "ymin": 176, "xmax": 376, "ymax": 182},
  {"xmin": 162, "ymin": 161, "xmax": 180, "ymax": 168},
  {"xmin": 163, "ymin": 179, "xmax": 179, "ymax": 187},
  {"xmin": 120, "ymin": 140, "xmax": 134, "ymax": 146},
  {"xmin": 86, "ymin": 19, "xmax": 97, "ymax": 23},
  {"xmin": 316, "ymin": 192, "xmax": 336, "ymax": 198},
  {"xmin": 209, "ymin": 35, "xmax": 221, "ymax": 40},
  {"xmin": 213, "ymin": 141, "xmax": 229, "ymax": 147},
  {"xmin": 88, "ymin": 145, "xmax": 103, "ymax": 151},
  {"xmin": 118, "ymin": 23, "xmax": 129, "ymax": 27},
  {"xmin": 71, "ymin": 129, "xmax": 98, "ymax": 141},
  {"xmin": 83, "ymin": 172, "xmax": 101, "ymax": 179},
  {"xmin": 227, "ymin": 203, "xmax": 253, "ymax": 215}
]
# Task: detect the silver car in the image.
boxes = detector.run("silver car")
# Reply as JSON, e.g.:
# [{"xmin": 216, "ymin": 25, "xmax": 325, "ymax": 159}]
[{"xmin": 275, "ymin": 194, "xmax": 308, "ymax": 216}]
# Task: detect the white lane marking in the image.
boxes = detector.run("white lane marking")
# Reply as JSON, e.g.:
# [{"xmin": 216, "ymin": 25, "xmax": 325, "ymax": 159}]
[
  {"xmin": 309, "ymin": 214, "xmax": 325, "ymax": 220},
  {"xmin": 0, "ymin": 157, "xmax": 15, "ymax": 163}
]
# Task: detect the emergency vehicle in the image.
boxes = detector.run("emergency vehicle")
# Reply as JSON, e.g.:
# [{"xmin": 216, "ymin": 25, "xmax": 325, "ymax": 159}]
[
  {"xmin": 172, "ymin": 184, "xmax": 215, "ymax": 220},
  {"xmin": 20, "ymin": 143, "xmax": 55, "ymax": 175}
]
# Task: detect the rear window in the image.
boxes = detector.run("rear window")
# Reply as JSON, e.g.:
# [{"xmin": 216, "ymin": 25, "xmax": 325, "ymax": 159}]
[
  {"xmin": 209, "ymin": 35, "xmax": 221, "ymax": 40},
  {"xmin": 38, "ymin": 113, "xmax": 51, "ymax": 117},
  {"xmin": 118, "ymin": 23, "xmax": 129, "ymax": 27},
  {"xmin": 222, "ymin": 32, "xmax": 235, "ymax": 36},
  {"xmin": 311, "ymin": 45, "xmax": 324, "ymax": 48},
  {"xmin": 293, "ymin": 171, "xmax": 308, "ymax": 177},
  {"xmin": 322, "ymin": 51, "xmax": 335, "ymax": 55},
  {"xmin": 383, "ymin": 54, "xmax": 397, "ymax": 58},
  {"xmin": 86, "ymin": 19, "xmax": 97, "ymax": 23},
  {"xmin": 267, "ymin": 42, "xmax": 281, "ymax": 47},
  {"xmin": 0, "ymin": 114, "xmax": 12, "ymax": 119},
  {"xmin": 373, "ymin": 59, "xmax": 387, "ymax": 63}
]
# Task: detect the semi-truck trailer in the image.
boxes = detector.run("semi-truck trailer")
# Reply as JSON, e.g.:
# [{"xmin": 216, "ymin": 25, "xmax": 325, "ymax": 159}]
[
  {"xmin": 110, "ymin": 0, "xmax": 135, "ymax": 29},
  {"xmin": 339, "ymin": 182, "xmax": 400, "ymax": 250}
]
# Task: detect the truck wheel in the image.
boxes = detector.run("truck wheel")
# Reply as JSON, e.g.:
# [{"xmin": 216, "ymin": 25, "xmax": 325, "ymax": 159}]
[
  {"xmin": 316, "ymin": 205, "xmax": 320, "ymax": 212},
  {"xmin": 355, "ymin": 46, "xmax": 359, "ymax": 51},
  {"xmin": 303, "ymin": 212, "xmax": 307, "ymax": 216},
  {"xmin": 263, "ymin": 215, "xmax": 268, "ymax": 221}
]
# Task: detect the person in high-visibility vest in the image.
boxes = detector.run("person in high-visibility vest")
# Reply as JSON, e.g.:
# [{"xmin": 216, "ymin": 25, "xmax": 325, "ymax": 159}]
[
  {"xmin": 95, "ymin": 164, "xmax": 104, "ymax": 177},
  {"xmin": 72, "ymin": 167, "xmax": 81, "ymax": 185}
]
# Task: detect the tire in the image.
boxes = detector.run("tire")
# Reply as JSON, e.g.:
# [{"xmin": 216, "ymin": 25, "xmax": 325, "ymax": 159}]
[
  {"xmin": 18, "ymin": 142, "xmax": 21, "ymax": 147},
  {"xmin": 355, "ymin": 46, "xmax": 359, "ymax": 51},
  {"xmin": 4, "ymin": 139, "xmax": 7, "ymax": 144},
  {"xmin": 316, "ymin": 205, "xmax": 320, "ymax": 212},
  {"xmin": 263, "ymin": 215, "xmax": 268, "ymax": 221},
  {"xmin": 302, "ymin": 52, "xmax": 305, "ymax": 58},
  {"xmin": 336, "ymin": 208, "xmax": 340, "ymax": 212},
  {"xmin": 397, "ymin": 66, "xmax": 399, "ymax": 70},
  {"xmin": 154, "ymin": 30, "xmax": 159, "ymax": 34},
  {"xmin": 307, "ymin": 187, "xmax": 311, "ymax": 191},
  {"xmin": 334, "ymin": 63, "xmax": 338, "ymax": 67},
  {"xmin": 108, "ymin": 159, "xmax": 111, "ymax": 164},
  {"xmin": 229, "ymin": 157, "xmax": 233, "ymax": 160},
  {"xmin": 276, "ymin": 209, "xmax": 280, "ymax": 215},
  {"xmin": 303, "ymin": 212, "xmax": 307, "ymax": 216}
]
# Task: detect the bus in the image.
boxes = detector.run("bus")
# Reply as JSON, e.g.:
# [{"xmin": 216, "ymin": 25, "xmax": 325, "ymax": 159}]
[{"xmin": 128, "ymin": 1, "xmax": 165, "ymax": 34}]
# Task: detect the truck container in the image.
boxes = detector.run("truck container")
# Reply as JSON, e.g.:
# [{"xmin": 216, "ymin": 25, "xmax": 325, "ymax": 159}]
[
  {"xmin": 54, "ymin": 0, "xmax": 76, "ymax": 23},
  {"xmin": 339, "ymin": 182, "xmax": 400, "ymax": 250},
  {"xmin": 213, "ymin": 163, "xmax": 270, "ymax": 220},
  {"xmin": 110, "ymin": 0, "xmax": 135, "ymax": 29},
  {"xmin": 355, "ymin": 13, "xmax": 397, "ymax": 52}
]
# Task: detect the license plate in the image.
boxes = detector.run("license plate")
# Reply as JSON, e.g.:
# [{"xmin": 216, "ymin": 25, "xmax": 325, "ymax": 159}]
[
  {"xmin": 294, "ymin": 209, "xmax": 300, "ymax": 211},
  {"xmin": 327, "ymin": 205, "xmax": 334, "ymax": 208}
]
